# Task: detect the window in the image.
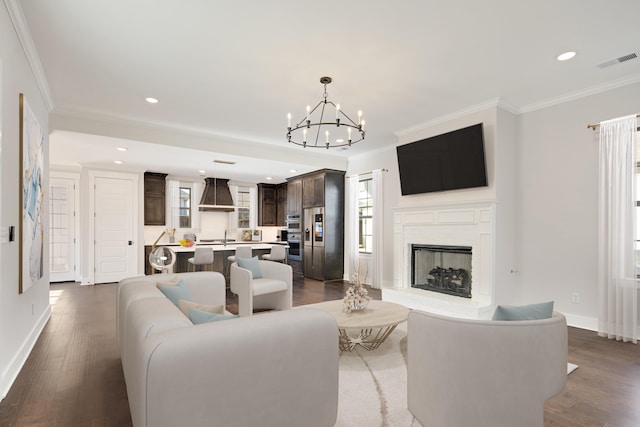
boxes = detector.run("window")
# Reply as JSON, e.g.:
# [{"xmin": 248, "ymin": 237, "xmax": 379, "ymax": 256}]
[
  {"xmin": 358, "ymin": 178, "xmax": 373, "ymax": 253},
  {"xmin": 237, "ymin": 190, "xmax": 251, "ymax": 229},
  {"xmin": 179, "ymin": 187, "xmax": 191, "ymax": 228}
]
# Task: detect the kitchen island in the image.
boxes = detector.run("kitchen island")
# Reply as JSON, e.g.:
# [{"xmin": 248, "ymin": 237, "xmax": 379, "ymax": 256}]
[{"xmin": 144, "ymin": 241, "xmax": 288, "ymax": 276}]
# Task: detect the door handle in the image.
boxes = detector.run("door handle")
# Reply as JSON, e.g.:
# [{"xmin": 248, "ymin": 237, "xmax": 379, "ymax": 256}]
[{"xmin": 128, "ymin": 240, "xmax": 133, "ymax": 246}]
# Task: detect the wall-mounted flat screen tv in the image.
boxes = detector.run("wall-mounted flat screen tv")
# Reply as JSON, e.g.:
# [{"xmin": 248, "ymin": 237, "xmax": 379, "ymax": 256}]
[{"xmin": 396, "ymin": 123, "xmax": 488, "ymax": 195}]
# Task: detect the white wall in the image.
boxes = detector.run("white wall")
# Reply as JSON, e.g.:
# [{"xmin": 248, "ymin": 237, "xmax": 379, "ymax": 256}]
[
  {"xmin": 518, "ymin": 81, "xmax": 640, "ymax": 330},
  {"xmin": 0, "ymin": 4, "xmax": 51, "ymax": 399}
]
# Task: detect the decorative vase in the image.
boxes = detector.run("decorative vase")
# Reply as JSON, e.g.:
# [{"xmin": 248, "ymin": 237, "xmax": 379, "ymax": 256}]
[{"xmin": 343, "ymin": 276, "xmax": 371, "ymax": 313}]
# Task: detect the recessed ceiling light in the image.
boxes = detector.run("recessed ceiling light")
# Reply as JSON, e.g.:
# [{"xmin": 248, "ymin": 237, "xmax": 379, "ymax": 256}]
[
  {"xmin": 199, "ymin": 170, "xmax": 206, "ymax": 174},
  {"xmin": 290, "ymin": 169, "xmax": 298, "ymax": 173},
  {"xmin": 557, "ymin": 51, "xmax": 576, "ymax": 61},
  {"xmin": 336, "ymin": 139, "xmax": 344, "ymax": 143},
  {"xmin": 266, "ymin": 176, "xmax": 273, "ymax": 180},
  {"xmin": 145, "ymin": 97, "xmax": 159, "ymax": 104},
  {"xmin": 117, "ymin": 147, "xmax": 128, "ymax": 152},
  {"xmin": 114, "ymin": 160, "xmax": 123, "ymax": 164}
]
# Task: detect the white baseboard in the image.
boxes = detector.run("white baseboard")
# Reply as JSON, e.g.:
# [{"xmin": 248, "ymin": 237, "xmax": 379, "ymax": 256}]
[
  {"xmin": 0, "ymin": 305, "xmax": 51, "ymax": 401},
  {"xmin": 562, "ymin": 312, "xmax": 598, "ymax": 332}
]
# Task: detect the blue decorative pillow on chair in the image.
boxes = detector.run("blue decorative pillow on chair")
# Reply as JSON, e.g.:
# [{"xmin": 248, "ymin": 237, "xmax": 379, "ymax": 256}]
[
  {"xmin": 492, "ymin": 301, "xmax": 554, "ymax": 321},
  {"xmin": 189, "ymin": 308, "xmax": 239, "ymax": 324},
  {"xmin": 237, "ymin": 256, "xmax": 262, "ymax": 279},
  {"xmin": 158, "ymin": 280, "xmax": 192, "ymax": 306}
]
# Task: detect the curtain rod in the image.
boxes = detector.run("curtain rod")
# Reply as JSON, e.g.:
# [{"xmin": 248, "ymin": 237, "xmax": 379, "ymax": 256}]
[
  {"xmin": 347, "ymin": 168, "xmax": 388, "ymax": 178},
  {"xmin": 587, "ymin": 114, "xmax": 640, "ymax": 130}
]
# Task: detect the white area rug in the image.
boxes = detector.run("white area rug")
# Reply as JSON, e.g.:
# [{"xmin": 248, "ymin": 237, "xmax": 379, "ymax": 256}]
[
  {"xmin": 335, "ymin": 322, "xmax": 420, "ymax": 427},
  {"xmin": 335, "ymin": 322, "xmax": 579, "ymax": 426}
]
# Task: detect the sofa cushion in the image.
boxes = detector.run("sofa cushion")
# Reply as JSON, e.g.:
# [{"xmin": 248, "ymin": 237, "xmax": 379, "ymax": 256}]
[
  {"xmin": 492, "ymin": 301, "xmax": 554, "ymax": 321},
  {"xmin": 252, "ymin": 278, "xmax": 288, "ymax": 296},
  {"xmin": 156, "ymin": 275, "xmax": 180, "ymax": 287},
  {"xmin": 178, "ymin": 299, "xmax": 225, "ymax": 317},
  {"xmin": 188, "ymin": 308, "xmax": 239, "ymax": 324},
  {"xmin": 237, "ymin": 256, "xmax": 262, "ymax": 279},
  {"xmin": 158, "ymin": 280, "xmax": 192, "ymax": 306}
]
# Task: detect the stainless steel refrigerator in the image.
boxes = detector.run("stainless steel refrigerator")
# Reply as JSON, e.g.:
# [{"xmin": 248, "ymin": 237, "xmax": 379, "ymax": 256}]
[{"xmin": 303, "ymin": 207, "xmax": 324, "ymax": 280}]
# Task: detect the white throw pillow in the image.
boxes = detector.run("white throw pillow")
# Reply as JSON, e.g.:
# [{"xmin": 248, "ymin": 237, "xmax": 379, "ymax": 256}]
[{"xmin": 156, "ymin": 275, "xmax": 180, "ymax": 287}]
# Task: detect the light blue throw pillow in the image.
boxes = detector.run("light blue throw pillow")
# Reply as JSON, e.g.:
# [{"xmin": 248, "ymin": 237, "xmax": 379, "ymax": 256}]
[
  {"xmin": 158, "ymin": 280, "xmax": 192, "ymax": 307},
  {"xmin": 492, "ymin": 301, "xmax": 554, "ymax": 321},
  {"xmin": 189, "ymin": 308, "xmax": 239, "ymax": 324},
  {"xmin": 237, "ymin": 256, "xmax": 262, "ymax": 279}
]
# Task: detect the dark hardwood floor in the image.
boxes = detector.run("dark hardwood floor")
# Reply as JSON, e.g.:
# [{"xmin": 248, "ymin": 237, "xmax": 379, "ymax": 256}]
[{"xmin": 0, "ymin": 277, "xmax": 638, "ymax": 426}]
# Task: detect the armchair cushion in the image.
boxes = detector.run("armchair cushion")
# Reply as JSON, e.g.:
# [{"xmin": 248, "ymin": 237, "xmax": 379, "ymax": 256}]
[
  {"xmin": 252, "ymin": 278, "xmax": 288, "ymax": 296},
  {"xmin": 188, "ymin": 308, "xmax": 239, "ymax": 324},
  {"xmin": 178, "ymin": 299, "xmax": 224, "ymax": 317},
  {"xmin": 158, "ymin": 280, "xmax": 192, "ymax": 306},
  {"xmin": 492, "ymin": 301, "xmax": 554, "ymax": 321},
  {"xmin": 237, "ymin": 256, "xmax": 262, "ymax": 279}
]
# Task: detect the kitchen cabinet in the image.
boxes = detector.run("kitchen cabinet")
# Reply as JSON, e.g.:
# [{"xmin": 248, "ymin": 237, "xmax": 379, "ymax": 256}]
[
  {"xmin": 302, "ymin": 174, "xmax": 325, "ymax": 208},
  {"xmin": 290, "ymin": 169, "xmax": 345, "ymax": 281},
  {"xmin": 286, "ymin": 178, "xmax": 302, "ymax": 215},
  {"xmin": 144, "ymin": 172, "xmax": 168, "ymax": 225},
  {"xmin": 276, "ymin": 183, "xmax": 287, "ymax": 226},
  {"xmin": 258, "ymin": 183, "xmax": 287, "ymax": 226}
]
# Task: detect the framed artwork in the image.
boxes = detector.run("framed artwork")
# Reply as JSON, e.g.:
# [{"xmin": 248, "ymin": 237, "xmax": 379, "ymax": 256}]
[{"xmin": 19, "ymin": 93, "xmax": 45, "ymax": 293}]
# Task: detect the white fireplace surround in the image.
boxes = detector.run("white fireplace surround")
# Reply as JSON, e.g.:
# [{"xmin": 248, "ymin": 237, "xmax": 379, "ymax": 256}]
[{"xmin": 383, "ymin": 202, "xmax": 496, "ymax": 319}]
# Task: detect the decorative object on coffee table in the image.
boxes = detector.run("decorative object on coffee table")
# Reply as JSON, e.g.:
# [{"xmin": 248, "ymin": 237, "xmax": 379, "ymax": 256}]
[
  {"xmin": 304, "ymin": 300, "xmax": 410, "ymax": 351},
  {"xmin": 343, "ymin": 273, "xmax": 371, "ymax": 313}
]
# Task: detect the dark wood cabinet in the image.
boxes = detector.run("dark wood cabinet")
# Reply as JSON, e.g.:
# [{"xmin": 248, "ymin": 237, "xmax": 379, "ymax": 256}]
[
  {"xmin": 286, "ymin": 178, "xmax": 302, "ymax": 215},
  {"xmin": 303, "ymin": 174, "xmax": 325, "ymax": 208},
  {"xmin": 144, "ymin": 172, "xmax": 168, "ymax": 225},
  {"xmin": 258, "ymin": 184, "xmax": 277, "ymax": 226},
  {"xmin": 276, "ymin": 183, "xmax": 287, "ymax": 226}
]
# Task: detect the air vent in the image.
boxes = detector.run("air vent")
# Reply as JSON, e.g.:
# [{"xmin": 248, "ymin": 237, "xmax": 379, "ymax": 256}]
[
  {"xmin": 597, "ymin": 51, "xmax": 640, "ymax": 69},
  {"xmin": 213, "ymin": 159, "xmax": 236, "ymax": 165}
]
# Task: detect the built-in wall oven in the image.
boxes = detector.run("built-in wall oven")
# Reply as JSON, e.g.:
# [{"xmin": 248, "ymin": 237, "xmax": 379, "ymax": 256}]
[
  {"xmin": 287, "ymin": 232, "xmax": 302, "ymax": 261},
  {"xmin": 286, "ymin": 214, "xmax": 302, "ymax": 233}
]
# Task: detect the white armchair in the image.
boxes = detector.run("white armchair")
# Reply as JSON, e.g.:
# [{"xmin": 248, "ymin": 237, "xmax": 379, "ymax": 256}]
[
  {"xmin": 230, "ymin": 260, "xmax": 293, "ymax": 316},
  {"xmin": 407, "ymin": 310, "xmax": 568, "ymax": 427}
]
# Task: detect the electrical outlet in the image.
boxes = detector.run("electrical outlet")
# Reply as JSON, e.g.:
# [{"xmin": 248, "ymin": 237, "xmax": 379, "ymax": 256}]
[{"xmin": 571, "ymin": 292, "xmax": 580, "ymax": 304}]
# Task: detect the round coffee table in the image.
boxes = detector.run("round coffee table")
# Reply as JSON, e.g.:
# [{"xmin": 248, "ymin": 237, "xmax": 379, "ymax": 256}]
[{"xmin": 304, "ymin": 300, "xmax": 410, "ymax": 351}]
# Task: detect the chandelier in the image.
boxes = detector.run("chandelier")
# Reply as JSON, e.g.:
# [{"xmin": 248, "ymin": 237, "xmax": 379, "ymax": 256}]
[{"xmin": 287, "ymin": 77, "xmax": 365, "ymax": 149}]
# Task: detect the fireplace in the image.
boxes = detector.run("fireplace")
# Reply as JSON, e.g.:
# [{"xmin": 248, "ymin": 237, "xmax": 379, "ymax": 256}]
[
  {"xmin": 411, "ymin": 244, "xmax": 472, "ymax": 298},
  {"xmin": 385, "ymin": 203, "xmax": 496, "ymax": 319}
]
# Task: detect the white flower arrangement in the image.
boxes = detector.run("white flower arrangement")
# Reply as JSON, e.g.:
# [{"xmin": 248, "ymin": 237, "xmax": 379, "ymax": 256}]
[{"xmin": 343, "ymin": 272, "xmax": 371, "ymax": 313}]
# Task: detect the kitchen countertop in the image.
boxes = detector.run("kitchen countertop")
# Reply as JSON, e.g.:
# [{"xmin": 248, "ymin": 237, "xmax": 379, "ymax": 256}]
[{"xmin": 149, "ymin": 241, "xmax": 288, "ymax": 253}]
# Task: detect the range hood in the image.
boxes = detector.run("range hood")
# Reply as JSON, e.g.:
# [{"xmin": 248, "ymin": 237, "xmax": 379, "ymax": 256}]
[{"xmin": 198, "ymin": 177, "xmax": 236, "ymax": 212}]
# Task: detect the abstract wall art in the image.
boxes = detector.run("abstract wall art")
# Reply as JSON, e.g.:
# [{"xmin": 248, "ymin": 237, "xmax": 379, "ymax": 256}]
[{"xmin": 19, "ymin": 93, "xmax": 45, "ymax": 293}]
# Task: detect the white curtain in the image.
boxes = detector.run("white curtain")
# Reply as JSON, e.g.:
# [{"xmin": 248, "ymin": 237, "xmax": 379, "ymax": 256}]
[
  {"xmin": 192, "ymin": 180, "xmax": 203, "ymax": 231},
  {"xmin": 165, "ymin": 179, "xmax": 180, "ymax": 231},
  {"xmin": 371, "ymin": 169, "xmax": 384, "ymax": 289},
  {"xmin": 249, "ymin": 185, "xmax": 258, "ymax": 230},
  {"xmin": 228, "ymin": 184, "xmax": 239, "ymax": 230},
  {"xmin": 598, "ymin": 114, "xmax": 638, "ymax": 344},
  {"xmin": 346, "ymin": 175, "xmax": 360, "ymax": 283}
]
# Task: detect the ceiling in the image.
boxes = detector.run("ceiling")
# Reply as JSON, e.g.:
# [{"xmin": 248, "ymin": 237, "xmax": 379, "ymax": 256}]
[{"xmin": 17, "ymin": 0, "xmax": 640, "ymax": 182}]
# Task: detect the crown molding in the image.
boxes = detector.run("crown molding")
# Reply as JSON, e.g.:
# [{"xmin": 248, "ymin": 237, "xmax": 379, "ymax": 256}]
[
  {"xmin": 519, "ymin": 73, "xmax": 640, "ymax": 114},
  {"xmin": 394, "ymin": 98, "xmax": 518, "ymax": 138},
  {"xmin": 4, "ymin": 0, "xmax": 54, "ymax": 111}
]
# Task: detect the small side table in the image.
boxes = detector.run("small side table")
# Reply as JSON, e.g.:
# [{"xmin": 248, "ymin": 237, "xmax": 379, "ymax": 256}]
[{"xmin": 303, "ymin": 300, "xmax": 410, "ymax": 351}]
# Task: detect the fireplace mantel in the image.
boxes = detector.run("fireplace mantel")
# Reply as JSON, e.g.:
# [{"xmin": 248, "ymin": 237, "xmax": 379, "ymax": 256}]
[{"xmin": 383, "ymin": 202, "xmax": 496, "ymax": 319}]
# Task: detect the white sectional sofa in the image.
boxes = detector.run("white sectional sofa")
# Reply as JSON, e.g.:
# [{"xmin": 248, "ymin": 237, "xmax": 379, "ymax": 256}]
[{"xmin": 117, "ymin": 271, "xmax": 339, "ymax": 427}]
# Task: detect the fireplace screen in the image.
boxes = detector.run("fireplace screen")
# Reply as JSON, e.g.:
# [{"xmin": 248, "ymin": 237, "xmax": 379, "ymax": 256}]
[{"xmin": 411, "ymin": 244, "xmax": 472, "ymax": 298}]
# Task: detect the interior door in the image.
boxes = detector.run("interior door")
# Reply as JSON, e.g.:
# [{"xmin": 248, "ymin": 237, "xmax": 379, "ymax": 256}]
[
  {"xmin": 94, "ymin": 176, "xmax": 136, "ymax": 283},
  {"xmin": 49, "ymin": 177, "xmax": 76, "ymax": 282}
]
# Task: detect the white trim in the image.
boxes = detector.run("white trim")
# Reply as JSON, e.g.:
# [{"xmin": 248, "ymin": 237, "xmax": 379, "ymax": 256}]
[
  {"xmin": 562, "ymin": 312, "xmax": 598, "ymax": 332},
  {"xmin": 0, "ymin": 305, "xmax": 50, "ymax": 400},
  {"xmin": 4, "ymin": 0, "xmax": 54, "ymax": 111}
]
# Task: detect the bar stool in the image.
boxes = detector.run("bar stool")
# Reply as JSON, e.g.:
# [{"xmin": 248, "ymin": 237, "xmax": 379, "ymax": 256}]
[
  {"xmin": 188, "ymin": 247, "xmax": 214, "ymax": 272},
  {"xmin": 226, "ymin": 246, "xmax": 253, "ymax": 278},
  {"xmin": 261, "ymin": 245, "xmax": 287, "ymax": 263}
]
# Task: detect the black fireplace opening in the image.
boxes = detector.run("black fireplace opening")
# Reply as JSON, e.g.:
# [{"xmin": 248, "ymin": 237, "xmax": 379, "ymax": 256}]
[{"xmin": 411, "ymin": 244, "xmax": 472, "ymax": 298}]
